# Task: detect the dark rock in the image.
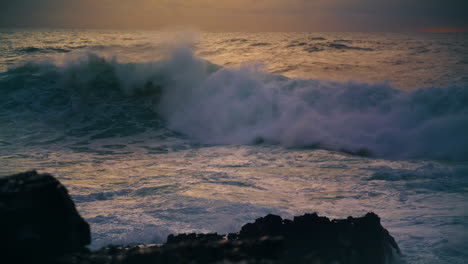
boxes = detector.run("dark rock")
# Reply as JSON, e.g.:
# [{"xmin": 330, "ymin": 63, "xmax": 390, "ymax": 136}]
[
  {"xmin": 239, "ymin": 214, "xmax": 284, "ymax": 238},
  {"xmin": 119, "ymin": 236, "xmax": 285, "ymax": 264},
  {"xmin": 237, "ymin": 212, "xmax": 400, "ymax": 264},
  {"xmin": 107, "ymin": 212, "xmax": 400, "ymax": 264},
  {"xmin": 0, "ymin": 171, "xmax": 90, "ymax": 260},
  {"xmin": 1, "ymin": 171, "xmax": 401, "ymax": 264},
  {"xmin": 166, "ymin": 233, "xmax": 224, "ymax": 244}
]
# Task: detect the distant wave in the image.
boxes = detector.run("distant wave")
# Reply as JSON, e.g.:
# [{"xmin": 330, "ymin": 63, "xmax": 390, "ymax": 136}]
[
  {"xmin": 13, "ymin": 43, "xmax": 167, "ymax": 56},
  {"xmin": 1, "ymin": 48, "xmax": 467, "ymax": 160},
  {"xmin": 287, "ymin": 41, "xmax": 373, "ymax": 52},
  {"xmin": 250, "ymin": 42, "xmax": 271, "ymax": 47},
  {"xmin": 16, "ymin": 46, "xmax": 72, "ymax": 54},
  {"xmin": 310, "ymin": 37, "xmax": 326, "ymax": 41}
]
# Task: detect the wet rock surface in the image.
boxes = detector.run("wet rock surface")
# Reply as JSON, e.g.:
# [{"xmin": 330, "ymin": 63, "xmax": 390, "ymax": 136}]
[{"xmin": 1, "ymin": 171, "xmax": 401, "ymax": 263}]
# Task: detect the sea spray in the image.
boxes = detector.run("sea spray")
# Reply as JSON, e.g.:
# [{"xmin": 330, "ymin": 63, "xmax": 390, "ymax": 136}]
[{"xmin": 1, "ymin": 47, "xmax": 467, "ymax": 160}]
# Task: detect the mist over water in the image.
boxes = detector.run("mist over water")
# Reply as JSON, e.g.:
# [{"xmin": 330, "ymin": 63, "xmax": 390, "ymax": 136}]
[{"xmin": 1, "ymin": 30, "xmax": 468, "ymax": 264}]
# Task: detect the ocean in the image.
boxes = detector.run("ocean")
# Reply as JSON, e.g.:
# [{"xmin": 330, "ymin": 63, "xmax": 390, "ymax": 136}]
[{"xmin": 0, "ymin": 29, "xmax": 467, "ymax": 263}]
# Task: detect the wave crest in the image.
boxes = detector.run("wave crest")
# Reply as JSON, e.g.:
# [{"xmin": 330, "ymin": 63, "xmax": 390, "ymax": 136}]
[{"xmin": 1, "ymin": 48, "xmax": 467, "ymax": 160}]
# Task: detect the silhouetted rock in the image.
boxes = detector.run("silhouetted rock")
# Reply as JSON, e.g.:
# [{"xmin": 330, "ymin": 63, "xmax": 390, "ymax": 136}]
[
  {"xmin": 239, "ymin": 214, "xmax": 284, "ymax": 238},
  {"xmin": 119, "ymin": 236, "xmax": 285, "ymax": 264},
  {"xmin": 167, "ymin": 232, "xmax": 225, "ymax": 244},
  {"xmin": 91, "ymin": 212, "xmax": 399, "ymax": 264},
  {"xmin": 1, "ymin": 171, "xmax": 401, "ymax": 264},
  {"xmin": 236, "ymin": 212, "xmax": 401, "ymax": 264},
  {"xmin": 0, "ymin": 171, "xmax": 90, "ymax": 261}
]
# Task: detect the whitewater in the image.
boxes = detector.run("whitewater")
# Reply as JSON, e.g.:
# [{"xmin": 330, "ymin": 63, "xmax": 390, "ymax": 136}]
[{"xmin": 1, "ymin": 29, "xmax": 467, "ymax": 263}]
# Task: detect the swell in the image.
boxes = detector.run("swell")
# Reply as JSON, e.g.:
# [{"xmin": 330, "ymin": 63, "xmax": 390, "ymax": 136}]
[
  {"xmin": 1, "ymin": 48, "xmax": 467, "ymax": 160},
  {"xmin": 16, "ymin": 46, "xmax": 72, "ymax": 54}
]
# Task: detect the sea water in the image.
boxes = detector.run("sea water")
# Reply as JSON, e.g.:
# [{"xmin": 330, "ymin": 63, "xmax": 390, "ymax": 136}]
[{"xmin": 0, "ymin": 29, "xmax": 467, "ymax": 263}]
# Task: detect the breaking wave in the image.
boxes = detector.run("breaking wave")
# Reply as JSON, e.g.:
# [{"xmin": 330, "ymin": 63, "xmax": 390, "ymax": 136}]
[{"xmin": 1, "ymin": 47, "xmax": 467, "ymax": 160}]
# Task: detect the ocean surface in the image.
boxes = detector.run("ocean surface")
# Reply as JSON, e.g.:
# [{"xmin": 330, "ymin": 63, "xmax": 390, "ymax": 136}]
[{"xmin": 1, "ymin": 29, "xmax": 468, "ymax": 263}]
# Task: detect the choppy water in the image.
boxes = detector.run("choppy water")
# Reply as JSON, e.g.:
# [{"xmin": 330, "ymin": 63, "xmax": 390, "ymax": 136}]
[{"xmin": 1, "ymin": 29, "xmax": 468, "ymax": 264}]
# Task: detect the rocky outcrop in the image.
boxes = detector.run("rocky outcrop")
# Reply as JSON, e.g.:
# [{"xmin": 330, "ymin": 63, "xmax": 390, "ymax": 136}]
[
  {"xmin": 0, "ymin": 171, "xmax": 90, "ymax": 261},
  {"xmin": 116, "ymin": 213, "xmax": 400, "ymax": 264},
  {"xmin": 236, "ymin": 213, "xmax": 401, "ymax": 264},
  {"xmin": 1, "ymin": 171, "xmax": 401, "ymax": 264}
]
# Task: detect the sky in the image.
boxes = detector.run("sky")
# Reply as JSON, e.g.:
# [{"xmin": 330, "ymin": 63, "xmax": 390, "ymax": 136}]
[{"xmin": 0, "ymin": 0, "xmax": 467, "ymax": 32}]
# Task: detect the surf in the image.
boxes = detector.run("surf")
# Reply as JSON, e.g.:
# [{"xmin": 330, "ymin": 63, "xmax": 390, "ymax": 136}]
[{"xmin": 1, "ymin": 47, "xmax": 467, "ymax": 161}]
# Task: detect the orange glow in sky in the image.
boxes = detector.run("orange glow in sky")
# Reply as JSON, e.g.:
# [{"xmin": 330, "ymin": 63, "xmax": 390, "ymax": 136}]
[{"xmin": 1, "ymin": 0, "xmax": 467, "ymax": 32}]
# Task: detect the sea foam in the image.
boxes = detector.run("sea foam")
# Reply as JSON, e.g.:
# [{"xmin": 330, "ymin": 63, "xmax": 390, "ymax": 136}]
[{"xmin": 1, "ymin": 47, "xmax": 467, "ymax": 160}]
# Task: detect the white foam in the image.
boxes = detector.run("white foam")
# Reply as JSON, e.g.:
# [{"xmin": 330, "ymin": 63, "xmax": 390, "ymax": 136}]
[
  {"xmin": 4, "ymin": 46, "xmax": 468, "ymax": 160},
  {"xmin": 154, "ymin": 48, "xmax": 468, "ymax": 160}
]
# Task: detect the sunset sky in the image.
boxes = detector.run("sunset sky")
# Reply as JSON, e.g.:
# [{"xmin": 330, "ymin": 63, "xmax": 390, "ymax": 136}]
[{"xmin": 1, "ymin": 0, "xmax": 467, "ymax": 32}]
